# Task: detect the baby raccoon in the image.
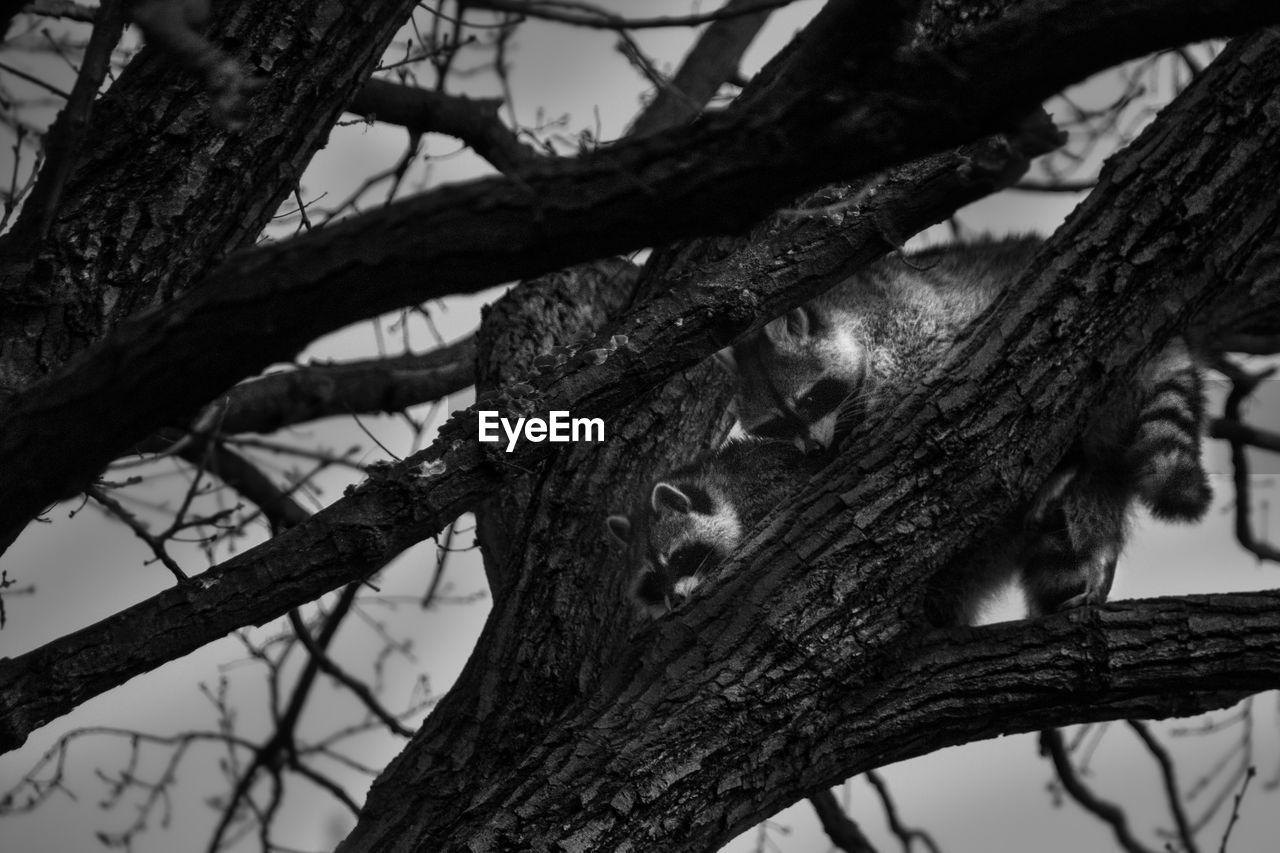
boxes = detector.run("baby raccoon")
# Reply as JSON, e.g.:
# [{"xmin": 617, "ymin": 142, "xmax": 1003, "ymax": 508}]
[
  {"xmin": 606, "ymin": 439, "xmax": 824, "ymax": 618},
  {"xmin": 722, "ymin": 236, "xmax": 1212, "ymax": 623}
]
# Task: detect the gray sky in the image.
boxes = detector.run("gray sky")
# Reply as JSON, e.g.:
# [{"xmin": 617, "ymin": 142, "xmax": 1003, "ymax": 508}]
[{"xmin": 2, "ymin": 3, "xmax": 1278, "ymax": 851}]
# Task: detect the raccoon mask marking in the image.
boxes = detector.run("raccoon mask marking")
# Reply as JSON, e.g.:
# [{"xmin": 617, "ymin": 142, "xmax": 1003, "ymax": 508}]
[
  {"xmin": 721, "ymin": 236, "xmax": 1211, "ymax": 625},
  {"xmin": 607, "ymin": 478, "xmax": 743, "ymax": 618},
  {"xmin": 727, "ymin": 237, "xmax": 1036, "ymax": 450},
  {"xmin": 606, "ymin": 439, "xmax": 822, "ymax": 618},
  {"xmin": 729, "ymin": 305, "xmax": 866, "ymax": 450}
]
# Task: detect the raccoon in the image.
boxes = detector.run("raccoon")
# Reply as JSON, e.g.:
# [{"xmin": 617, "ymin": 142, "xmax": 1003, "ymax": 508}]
[
  {"xmin": 928, "ymin": 459, "xmax": 1133, "ymax": 626},
  {"xmin": 723, "ymin": 236, "xmax": 1212, "ymax": 623},
  {"xmin": 723, "ymin": 236, "xmax": 1040, "ymax": 449},
  {"xmin": 606, "ymin": 439, "xmax": 825, "ymax": 618}
]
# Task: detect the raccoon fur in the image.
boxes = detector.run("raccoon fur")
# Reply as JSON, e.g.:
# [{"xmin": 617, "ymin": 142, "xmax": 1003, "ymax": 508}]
[
  {"xmin": 723, "ymin": 236, "xmax": 1038, "ymax": 449},
  {"xmin": 722, "ymin": 236, "xmax": 1212, "ymax": 624},
  {"xmin": 606, "ymin": 439, "xmax": 824, "ymax": 618}
]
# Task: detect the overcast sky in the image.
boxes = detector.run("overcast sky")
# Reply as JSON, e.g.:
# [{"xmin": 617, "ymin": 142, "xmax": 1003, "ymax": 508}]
[{"xmin": 2, "ymin": 3, "xmax": 1278, "ymax": 852}]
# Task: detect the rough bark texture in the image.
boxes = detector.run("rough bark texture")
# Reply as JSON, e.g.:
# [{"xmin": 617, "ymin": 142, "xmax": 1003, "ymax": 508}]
[
  {"xmin": 330, "ymin": 30, "xmax": 1280, "ymax": 853},
  {"xmin": 2, "ymin": 0, "xmax": 1276, "ymax": 551},
  {"xmin": 0, "ymin": 124, "xmax": 1051, "ymax": 751},
  {"xmin": 3, "ymin": 2, "xmax": 1280, "ymax": 851},
  {"xmin": 0, "ymin": 0, "xmax": 421, "ymax": 393}
]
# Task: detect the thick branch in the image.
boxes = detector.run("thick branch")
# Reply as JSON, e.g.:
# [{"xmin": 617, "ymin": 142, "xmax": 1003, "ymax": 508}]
[
  {"xmin": 193, "ymin": 337, "xmax": 477, "ymax": 436},
  {"xmin": 336, "ymin": 30, "xmax": 1280, "ymax": 850},
  {"xmin": 340, "ymin": 594, "xmax": 1280, "ymax": 851},
  {"xmin": 626, "ymin": 0, "xmax": 773, "ymax": 138},
  {"xmin": 0, "ymin": 124, "xmax": 1049, "ymax": 752},
  {"xmin": 2, "ymin": 0, "xmax": 1274, "ymax": 552},
  {"xmin": 346, "ymin": 81, "xmax": 540, "ymax": 173}
]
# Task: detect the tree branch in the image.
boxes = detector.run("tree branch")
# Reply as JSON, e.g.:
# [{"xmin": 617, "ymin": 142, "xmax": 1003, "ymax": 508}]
[
  {"xmin": 346, "ymin": 81, "xmax": 540, "ymax": 173},
  {"xmin": 337, "ymin": 28, "xmax": 1280, "ymax": 849},
  {"xmin": 626, "ymin": 0, "xmax": 774, "ymax": 138},
  {"xmin": 864, "ymin": 771, "xmax": 941, "ymax": 853},
  {"xmin": 3, "ymin": 0, "xmax": 1274, "ymax": 553},
  {"xmin": 5, "ymin": 0, "xmax": 124, "ymax": 245},
  {"xmin": 465, "ymin": 0, "xmax": 794, "ymax": 30},
  {"xmin": 191, "ymin": 337, "xmax": 477, "ymax": 437},
  {"xmin": 0, "ymin": 123, "xmax": 1051, "ymax": 751},
  {"xmin": 1214, "ymin": 359, "xmax": 1280, "ymax": 563},
  {"xmin": 811, "ymin": 788, "xmax": 879, "ymax": 853},
  {"xmin": 1127, "ymin": 720, "xmax": 1198, "ymax": 853},
  {"xmin": 341, "ymin": 595, "xmax": 1280, "ymax": 851},
  {"xmin": 1041, "ymin": 728, "xmax": 1161, "ymax": 853}
]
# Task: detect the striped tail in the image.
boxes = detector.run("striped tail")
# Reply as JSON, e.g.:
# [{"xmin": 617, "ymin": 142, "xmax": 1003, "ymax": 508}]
[{"xmin": 1127, "ymin": 340, "xmax": 1212, "ymax": 521}]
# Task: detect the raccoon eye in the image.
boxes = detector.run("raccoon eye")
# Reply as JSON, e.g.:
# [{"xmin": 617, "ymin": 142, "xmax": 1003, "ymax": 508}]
[
  {"xmin": 752, "ymin": 417, "xmax": 797, "ymax": 440},
  {"xmin": 796, "ymin": 378, "xmax": 850, "ymax": 418},
  {"xmin": 667, "ymin": 543, "xmax": 719, "ymax": 579},
  {"xmin": 633, "ymin": 570, "xmax": 666, "ymax": 606}
]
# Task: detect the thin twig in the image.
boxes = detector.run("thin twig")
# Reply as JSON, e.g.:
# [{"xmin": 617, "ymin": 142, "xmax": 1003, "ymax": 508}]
[
  {"xmin": 85, "ymin": 484, "xmax": 189, "ymax": 581},
  {"xmin": 1127, "ymin": 721, "xmax": 1198, "ymax": 853},
  {"xmin": 1218, "ymin": 766, "xmax": 1255, "ymax": 853},
  {"xmin": 865, "ymin": 771, "xmax": 942, "ymax": 853},
  {"xmin": 1214, "ymin": 358, "xmax": 1280, "ymax": 562},
  {"xmin": 9, "ymin": 0, "xmax": 124, "ymax": 244},
  {"xmin": 1039, "ymin": 729, "xmax": 1159, "ymax": 853}
]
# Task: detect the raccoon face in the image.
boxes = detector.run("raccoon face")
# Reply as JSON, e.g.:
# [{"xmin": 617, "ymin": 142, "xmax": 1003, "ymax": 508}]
[
  {"xmin": 727, "ymin": 306, "xmax": 865, "ymax": 449},
  {"xmin": 606, "ymin": 480, "xmax": 742, "ymax": 617}
]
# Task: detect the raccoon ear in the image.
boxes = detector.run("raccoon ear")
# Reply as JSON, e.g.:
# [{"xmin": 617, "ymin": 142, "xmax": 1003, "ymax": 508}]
[
  {"xmin": 651, "ymin": 482, "xmax": 693, "ymax": 515},
  {"xmin": 713, "ymin": 347, "xmax": 737, "ymax": 373},
  {"xmin": 764, "ymin": 307, "xmax": 812, "ymax": 343},
  {"xmin": 606, "ymin": 515, "xmax": 632, "ymax": 544},
  {"xmin": 784, "ymin": 306, "xmax": 812, "ymax": 338}
]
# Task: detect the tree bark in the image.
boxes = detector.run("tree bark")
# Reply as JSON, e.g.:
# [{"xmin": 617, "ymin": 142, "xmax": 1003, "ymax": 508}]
[
  {"xmin": 1, "ymin": 0, "xmax": 1275, "ymax": 552},
  {"xmin": 0, "ymin": 0, "xmax": 422, "ymax": 392},
  {"xmin": 333, "ymin": 31, "xmax": 1280, "ymax": 853},
  {"xmin": 0, "ymin": 124, "xmax": 1051, "ymax": 752}
]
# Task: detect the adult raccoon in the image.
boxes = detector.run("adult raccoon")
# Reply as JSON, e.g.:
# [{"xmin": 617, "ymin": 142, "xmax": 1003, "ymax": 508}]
[
  {"xmin": 721, "ymin": 236, "xmax": 1211, "ymax": 623},
  {"xmin": 723, "ymin": 236, "xmax": 1039, "ymax": 449},
  {"xmin": 605, "ymin": 439, "xmax": 824, "ymax": 618}
]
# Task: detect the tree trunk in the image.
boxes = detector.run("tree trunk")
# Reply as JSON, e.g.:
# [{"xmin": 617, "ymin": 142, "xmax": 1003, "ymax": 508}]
[
  {"xmin": 334, "ymin": 31, "xmax": 1280, "ymax": 853},
  {"xmin": 0, "ymin": 0, "xmax": 422, "ymax": 393}
]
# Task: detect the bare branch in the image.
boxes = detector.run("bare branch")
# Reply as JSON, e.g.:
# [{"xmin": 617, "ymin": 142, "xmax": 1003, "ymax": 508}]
[
  {"xmin": 1127, "ymin": 721, "xmax": 1198, "ymax": 853},
  {"xmin": 3, "ymin": 0, "xmax": 1271, "ymax": 554},
  {"xmin": 1213, "ymin": 358, "xmax": 1280, "ymax": 562},
  {"xmin": 287, "ymin": 609, "xmax": 414, "ymax": 738},
  {"xmin": 84, "ymin": 484, "xmax": 190, "ymax": 582},
  {"xmin": 1219, "ymin": 766, "xmax": 1257, "ymax": 853},
  {"xmin": 810, "ymin": 788, "xmax": 879, "ymax": 853},
  {"xmin": 1040, "ymin": 728, "xmax": 1161, "ymax": 853},
  {"xmin": 466, "ymin": 0, "xmax": 794, "ymax": 30},
  {"xmin": 193, "ymin": 336, "xmax": 476, "ymax": 437},
  {"xmin": 347, "ymin": 81, "xmax": 540, "ymax": 173},
  {"xmin": 627, "ymin": 0, "xmax": 773, "ymax": 138},
  {"xmin": 18, "ymin": 0, "xmax": 96, "ymax": 22},
  {"xmin": 6, "ymin": 0, "xmax": 123, "ymax": 244},
  {"xmin": 0, "ymin": 120, "xmax": 1053, "ymax": 749},
  {"xmin": 865, "ymin": 771, "xmax": 942, "ymax": 853}
]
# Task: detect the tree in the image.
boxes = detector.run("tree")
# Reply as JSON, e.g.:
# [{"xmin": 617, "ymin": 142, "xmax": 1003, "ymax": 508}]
[{"xmin": 2, "ymin": 0, "xmax": 1280, "ymax": 850}]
